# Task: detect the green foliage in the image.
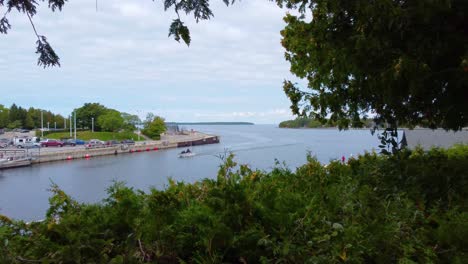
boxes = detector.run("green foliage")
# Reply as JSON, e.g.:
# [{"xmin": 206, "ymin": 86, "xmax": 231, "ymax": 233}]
[
  {"xmin": 98, "ymin": 110, "xmax": 125, "ymax": 132},
  {"xmin": 74, "ymin": 103, "xmax": 108, "ymax": 131},
  {"xmin": 0, "ymin": 103, "xmax": 65, "ymax": 129},
  {"xmin": 279, "ymin": 117, "xmax": 333, "ymax": 128},
  {"xmin": 45, "ymin": 130, "xmax": 144, "ymax": 141},
  {"xmin": 6, "ymin": 120, "xmax": 22, "ymax": 129},
  {"xmin": 141, "ymin": 115, "xmax": 166, "ymax": 140},
  {"xmin": 280, "ymin": 0, "xmax": 468, "ymax": 130},
  {"xmin": 121, "ymin": 112, "xmax": 141, "ymax": 131},
  {"xmin": 0, "ymin": 104, "xmax": 9, "ymax": 128},
  {"xmin": 1, "ymin": 145, "xmax": 467, "ymax": 262},
  {"xmin": 169, "ymin": 19, "xmax": 191, "ymax": 46}
]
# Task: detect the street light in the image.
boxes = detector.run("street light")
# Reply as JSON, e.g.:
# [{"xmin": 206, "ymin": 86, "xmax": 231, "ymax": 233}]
[
  {"xmin": 91, "ymin": 117, "xmax": 94, "ymax": 132},
  {"xmin": 74, "ymin": 112, "xmax": 77, "ymax": 140},
  {"xmin": 41, "ymin": 111, "xmax": 44, "ymax": 137},
  {"xmin": 69, "ymin": 115, "xmax": 72, "ymax": 137},
  {"xmin": 54, "ymin": 122, "xmax": 56, "ymax": 131},
  {"xmin": 47, "ymin": 122, "xmax": 49, "ymax": 131}
]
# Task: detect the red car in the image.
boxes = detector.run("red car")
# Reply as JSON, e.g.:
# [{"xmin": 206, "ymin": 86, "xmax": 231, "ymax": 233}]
[{"xmin": 41, "ymin": 139, "xmax": 64, "ymax": 147}]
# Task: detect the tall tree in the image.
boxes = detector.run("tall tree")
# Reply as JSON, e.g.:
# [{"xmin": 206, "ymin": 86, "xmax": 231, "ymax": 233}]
[
  {"xmin": 142, "ymin": 115, "xmax": 167, "ymax": 140},
  {"xmin": 280, "ymin": 0, "xmax": 467, "ymax": 130},
  {"xmin": 121, "ymin": 112, "xmax": 141, "ymax": 131},
  {"xmin": 0, "ymin": 105, "xmax": 9, "ymax": 128},
  {"xmin": 74, "ymin": 103, "xmax": 108, "ymax": 131},
  {"xmin": 98, "ymin": 110, "xmax": 124, "ymax": 132}
]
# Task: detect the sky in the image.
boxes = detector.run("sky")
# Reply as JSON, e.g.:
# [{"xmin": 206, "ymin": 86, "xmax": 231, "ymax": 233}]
[{"xmin": 0, "ymin": 0, "xmax": 303, "ymax": 124}]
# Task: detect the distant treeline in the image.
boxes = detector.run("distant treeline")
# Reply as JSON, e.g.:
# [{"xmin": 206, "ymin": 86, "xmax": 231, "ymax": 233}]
[
  {"xmin": 0, "ymin": 103, "xmax": 65, "ymax": 130},
  {"xmin": 167, "ymin": 122, "xmax": 254, "ymax": 125},
  {"xmin": 0, "ymin": 103, "xmax": 166, "ymax": 140},
  {"xmin": 279, "ymin": 117, "xmax": 374, "ymax": 129}
]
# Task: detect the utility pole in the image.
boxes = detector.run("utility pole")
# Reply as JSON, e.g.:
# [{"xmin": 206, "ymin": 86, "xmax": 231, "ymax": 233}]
[
  {"xmin": 91, "ymin": 117, "xmax": 94, "ymax": 132},
  {"xmin": 54, "ymin": 122, "xmax": 56, "ymax": 131},
  {"xmin": 64, "ymin": 117, "xmax": 66, "ymax": 129},
  {"xmin": 41, "ymin": 111, "xmax": 44, "ymax": 137},
  {"xmin": 47, "ymin": 122, "xmax": 49, "ymax": 131},
  {"xmin": 74, "ymin": 112, "xmax": 77, "ymax": 140},
  {"xmin": 69, "ymin": 115, "xmax": 72, "ymax": 137}
]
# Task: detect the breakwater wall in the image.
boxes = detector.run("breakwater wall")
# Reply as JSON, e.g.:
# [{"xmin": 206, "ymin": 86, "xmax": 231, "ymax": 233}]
[{"xmin": 31, "ymin": 134, "xmax": 219, "ymax": 164}]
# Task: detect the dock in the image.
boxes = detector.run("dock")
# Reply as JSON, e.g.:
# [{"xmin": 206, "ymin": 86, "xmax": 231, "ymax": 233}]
[{"xmin": 7, "ymin": 132, "xmax": 220, "ymax": 166}]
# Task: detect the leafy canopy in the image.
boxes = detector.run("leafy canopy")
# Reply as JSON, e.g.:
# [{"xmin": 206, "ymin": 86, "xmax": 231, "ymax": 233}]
[
  {"xmin": 97, "ymin": 109, "xmax": 124, "ymax": 132},
  {"xmin": 142, "ymin": 115, "xmax": 167, "ymax": 140},
  {"xmin": 280, "ymin": 0, "xmax": 468, "ymax": 130}
]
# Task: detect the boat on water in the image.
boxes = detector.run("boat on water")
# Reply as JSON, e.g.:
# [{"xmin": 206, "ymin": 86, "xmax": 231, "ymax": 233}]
[
  {"xmin": 0, "ymin": 157, "xmax": 32, "ymax": 169},
  {"xmin": 178, "ymin": 148, "xmax": 195, "ymax": 158},
  {"xmin": 178, "ymin": 152, "xmax": 196, "ymax": 158}
]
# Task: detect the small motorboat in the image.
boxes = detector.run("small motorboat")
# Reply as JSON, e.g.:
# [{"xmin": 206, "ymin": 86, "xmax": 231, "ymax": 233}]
[
  {"xmin": 178, "ymin": 152, "xmax": 195, "ymax": 158},
  {"xmin": 178, "ymin": 148, "xmax": 195, "ymax": 158}
]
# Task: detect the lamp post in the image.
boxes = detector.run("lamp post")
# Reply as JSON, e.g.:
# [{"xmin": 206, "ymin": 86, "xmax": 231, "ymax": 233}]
[
  {"xmin": 41, "ymin": 111, "xmax": 44, "ymax": 137},
  {"xmin": 69, "ymin": 115, "xmax": 72, "ymax": 137},
  {"xmin": 91, "ymin": 117, "xmax": 94, "ymax": 132},
  {"xmin": 54, "ymin": 122, "xmax": 56, "ymax": 131},
  {"xmin": 64, "ymin": 117, "xmax": 66, "ymax": 129},
  {"xmin": 47, "ymin": 122, "xmax": 49, "ymax": 131},
  {"xmin": 74, "ymin": 112, "xmax": 77, "ymax": 140}
]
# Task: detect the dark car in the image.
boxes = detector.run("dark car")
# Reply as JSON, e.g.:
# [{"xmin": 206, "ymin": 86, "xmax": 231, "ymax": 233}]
[
  {"xmin": 121, "ymin": 139, "xmax": 135, "ymax": 145},
  {"xmin": 63, "ymin": 139, "xmax": 77, "ymax": 146},
  {"xmin": 41, "ymin": 139, "xmax": 64, "ymax": 147}
]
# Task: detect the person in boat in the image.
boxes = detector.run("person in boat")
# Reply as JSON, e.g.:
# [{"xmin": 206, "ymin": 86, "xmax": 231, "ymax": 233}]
[
  {"xmin": 181, "ymin": 150, "xmax": 186, "ymax": 154},
  {"xmin": 186, "ymin": 148, "xmax": 191, "ymax": 153}
]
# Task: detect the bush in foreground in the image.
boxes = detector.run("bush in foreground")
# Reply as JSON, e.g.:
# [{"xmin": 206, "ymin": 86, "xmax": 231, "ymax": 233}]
[{"xmin": 1, "ymin": 145, "xmax": 467, "ymax": 263}]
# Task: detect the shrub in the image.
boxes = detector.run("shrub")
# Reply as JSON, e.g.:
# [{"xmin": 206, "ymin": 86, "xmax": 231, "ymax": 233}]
[{"xmin": 1, "ymin": 146, "xmax": 467, "ymax": 263}]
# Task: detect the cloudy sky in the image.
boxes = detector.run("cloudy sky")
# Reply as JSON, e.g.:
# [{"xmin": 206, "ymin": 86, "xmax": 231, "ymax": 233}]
[{"xmin": 0, "ymin": 0, "xmax": 303, "ymax": 124}]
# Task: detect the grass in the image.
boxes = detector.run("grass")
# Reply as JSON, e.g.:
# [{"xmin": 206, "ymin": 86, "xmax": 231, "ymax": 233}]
[{"xmin": 44, "ymin": 131, "xmax": 144, "ymax": 141}]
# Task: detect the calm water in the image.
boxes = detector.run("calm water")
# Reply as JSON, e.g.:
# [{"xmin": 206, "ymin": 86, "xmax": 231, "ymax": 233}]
[{"xmin": 0, "ymin": 125, "xmax": 378, "ymax": 221}]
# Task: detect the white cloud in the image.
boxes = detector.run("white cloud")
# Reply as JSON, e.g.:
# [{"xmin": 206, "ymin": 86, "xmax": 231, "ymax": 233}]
[{"xmin": 0, "ymin": 0, "xmax": 304, "ymax": 124}]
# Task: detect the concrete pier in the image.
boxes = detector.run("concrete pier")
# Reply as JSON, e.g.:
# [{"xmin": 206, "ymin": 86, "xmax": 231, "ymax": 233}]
[{"xmin": 30, "ymin": 132, "xmax": 219, "ymax": 165}]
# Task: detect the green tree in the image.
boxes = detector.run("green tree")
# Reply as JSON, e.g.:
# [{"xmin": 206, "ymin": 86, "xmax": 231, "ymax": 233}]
[
  {"xmin": 24, "ymin": 113, "xmax": 35, "ymax": 129},
  {"xmin": 142, "ymin": 115, "xmax": 167, "ymax": 140},
  {"xmin": 280, "ymin": 0, "xmax": 467, "ymax": 130},
  {"xmin": 74, "ymin": 103, "xmax": 108, "ymax": 131},
  {"xmin": 0, "ymin": 105, "xmax": 9, "ymax": 128},
  {"xmin": 98, "ymin": 110, "xmax": 125, "ymax": 132},
  {"xmin": 7, "ymin": 120, "xmax": 22, "ymax": 129},
  {"xmin": 121, "ymin": 112, "xmax": 141, "ymax": 131}
]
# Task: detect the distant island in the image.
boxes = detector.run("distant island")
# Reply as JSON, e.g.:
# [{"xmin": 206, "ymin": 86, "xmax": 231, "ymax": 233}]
[
  {"xmin": 279, "ymin": 117, "xmax": 374, "ymax": 129},
  {"xmin": 167, "ymin": 122, "xmax": 254, "ymax": 125}
]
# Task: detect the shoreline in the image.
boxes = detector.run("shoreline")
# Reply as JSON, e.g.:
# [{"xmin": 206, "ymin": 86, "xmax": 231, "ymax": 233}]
[{"xmin": 1, "ymin": 132, "xmax": 220, "ymax": 169}]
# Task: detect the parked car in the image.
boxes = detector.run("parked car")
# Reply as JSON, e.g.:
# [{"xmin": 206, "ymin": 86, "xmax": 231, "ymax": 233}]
[
  {"xmin": 61, "ymin": 138, "xmax": 86, "ymax": 146},
  {"xmin": 62, "ymin": 139, "xmax": 77, "ymax": 146},
  {"xmin": 121, "ymin": 139, "xmax": 135, "ymax": 145},
  {"xmin": 86, "ymin": 139, "xmax": 105, "ymax": 148},
  {"xmin": 74, "ymin": 139, "xmax": 86, "ymax": 145},
  {"xmin": 0, "ymin": 138, "xmax": 10, "ymax": 148},
  {"xmin": 0, "ymin": 139, "xmax": 8, "ymax": 148},
  {"xmin": 105, "ymin": 140, "xmax": 120, "ymax": 146},
  {"xmin": 41, "ymin": 139, "xmax": 64, "ymax": 147},
  {"xmin": 17, "ymin": 142, "xmax": 41, "ymax": 149}
]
